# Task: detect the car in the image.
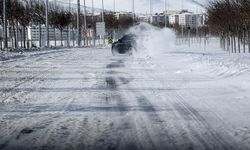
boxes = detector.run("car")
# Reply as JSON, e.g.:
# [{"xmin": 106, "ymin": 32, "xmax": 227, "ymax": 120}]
[{"xmin": 111, "ymin": 34, "xmax": 137, "ymax": 55}]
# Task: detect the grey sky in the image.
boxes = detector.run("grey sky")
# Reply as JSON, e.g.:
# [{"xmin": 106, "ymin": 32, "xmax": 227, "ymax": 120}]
[{"xmin": 80, "ymin": 0, "xmax": 208, "ymax": 13}]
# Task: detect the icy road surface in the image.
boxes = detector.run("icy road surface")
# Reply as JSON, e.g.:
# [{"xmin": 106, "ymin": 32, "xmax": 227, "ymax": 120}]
[{"xmin": 0, "ymin": 48, "xmax": 250, "ymax": 150}]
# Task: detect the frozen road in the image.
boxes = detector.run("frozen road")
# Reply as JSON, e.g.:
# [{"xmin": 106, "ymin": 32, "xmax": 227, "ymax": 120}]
[{"xmin": 0, "ymin": 48, "xmax": 250, "ymax": 150}]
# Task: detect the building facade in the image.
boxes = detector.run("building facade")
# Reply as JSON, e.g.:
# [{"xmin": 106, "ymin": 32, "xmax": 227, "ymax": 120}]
[
  {"xmin": 138, "ymin": 15, "xmax": 150, "ymax": 23},
  {"xmin": 115, "ymin": 12, "xmax": 134, "ymax": 20},
  {"xmin": 150, "ymin": 10, "xmax": 207, "ymax": 28},
  {"xmin": 169, "ymin": 14, "xmax": 179, "ymax": 25},
  {"xmin": 179, "ymin": 13, "xmax": 205, "ymax": 28},
  {"xmin": 150, "ymin": 14, "xmax": 169, "ymax": 26}
]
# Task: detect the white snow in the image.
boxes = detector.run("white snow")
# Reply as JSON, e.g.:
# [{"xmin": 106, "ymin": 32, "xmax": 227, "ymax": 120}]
[{"xmin": 0, "ymin": 24, "xmax": 250, "ymax": 149}]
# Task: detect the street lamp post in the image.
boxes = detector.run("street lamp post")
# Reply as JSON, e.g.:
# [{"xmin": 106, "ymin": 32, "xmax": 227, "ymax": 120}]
[
  {"xmin": 101, "ymin": 0, "xmax": 105, "ymax": 45},
  {"xmin": 164, "ymin": 0, "xmax": 167, "ymax": 28},
  {"xmin": 101, "ymin": 0, "xmax": 104, "ymax": 22},
  {"xmin": 45, "ymin": 0, "xmax": 49, "ymax": 47},
  {"xmin": 77, "ymin": 0, "xmax": 81, "ymax": 47},
  {"xmin": 150, "ymin": 0, "xmax": 153, "ymax": 16},
  {"xmin": 83, "ymin": 0, "xmax": 87, "ymax": 46},
  {"xmin": 132, "ymin": 0, "xmax": 135, "ymax": 24},
  {"xmin": 3, "ymin": 0, "xmax": 8, "ymax": 49},
  {"xmin": 68, "ymin": 0, "xmax": 71, "ymax": 47},
  {"xmin": 92, "ymin": 0, "xmax": 94, "ymax": 22},
  {"xmin": 92, "ymin": 0, "xmax": 95, "ymax": 46}
]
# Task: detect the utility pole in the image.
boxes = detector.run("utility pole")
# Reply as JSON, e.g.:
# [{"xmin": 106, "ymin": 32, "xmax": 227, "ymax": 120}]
[
  {"xmin": 92, "ymin": 0, "xmax": 94, "ymax": 24},
  {"xmin": 150, "ymin": 0, "xmax": 153, "ymax": 16},
  {"xmin": 45, "ymin": 0, "xmax": 49, "ymax": 47},
  {"xmin": 3, "ymin": 0, "xmax": 8, "ymax": 49},
  {"xmin": 164, "ymin": 0, "xmax": 167, "ymax": 28},
  {"xmin": 83, "ymin": 0, "xmax": 87, "ymax": 46},
  {"xmin": 101, "ymin": 0, "xmax": 105, "ymax": 46},
  {"xmin": 132, "ymin": 0, "xmax": 135, "ymax": 24},
  {"xmin": 77, "ymin": 0, "xmax": 81, "ymax": 47},
  {"xmin": 92, "ymin": 0, "xmax": 95, "ymax": 46},
  {"xmin": 38, "ymin": 0, "xmax": 42, "ymax": 48},
  {"xmin": 68, "ymin": 0, "xmax": 71, "ymax": 47},
  {"xmin": 101, "ymin": 0, "xmax": 104, "ymax": 22}
]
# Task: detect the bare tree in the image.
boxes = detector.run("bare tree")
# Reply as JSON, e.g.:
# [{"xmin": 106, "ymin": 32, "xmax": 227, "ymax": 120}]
[
  {"xmin": 29, "ymin": 0, "xmax": 45, "ymax": 47},
  {"xmin": 208, "ymin": 0, "xmax": 250, "ymax": 53},
  {"xmin": 49, "ymin": 6, "xmax": 72, "ymax": 47}
]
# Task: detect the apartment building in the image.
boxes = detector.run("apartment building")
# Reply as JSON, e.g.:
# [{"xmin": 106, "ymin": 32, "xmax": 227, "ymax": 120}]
[
  {"xmin": 179, "ymin": 13, "xmax": 206, "ymax": 28},
  {"xmin": 115, "ymin": 12, "xmax": 134, "ymax": 20},
  {"xmin": 150, "ymin": 14, "xmax": 169, "ymax": 26},
  {"xmin": 138, "ymin": 15, "xmax": 150, "ymax": 23},
  {"xmin": 169, "ymin": 14, "xmax": 179, "ymax": 25}
]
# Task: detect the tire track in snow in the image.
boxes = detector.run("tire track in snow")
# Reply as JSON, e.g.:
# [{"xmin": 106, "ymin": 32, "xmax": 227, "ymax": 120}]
[
  {"xmin": 135, "ymin": 95, "xmax": 177, "ymax": 150},
  {"xmin": 0, "ymin": 49, "xmax": 68, "ymax": 64},
  {"xmin": 0, "ymin": 49, "xmax": 82, "ymax": 149},
  {"xmin": 156, "ymin": 69, "xmax": 236, "ymax": 149},
  {"xmin": 88, "ymin": 59, "xmax": 140, "ymax": 150},
  {"xmin": 171, "ymin": 93, "xmax": 235, "ymax": 150},
  {"xmin": 109, "ymin": 58, "xmax": 178, "ymax": 150},
  {"xmin": 127, "ymin": 55, "xmax": 237, "ymax": 150},
  {"xmin": 104, "ymin": 59, "xmax": 133, "ymax": 114},
  {"xmin": 0, "ymin": 49, "xmax": 71, "ymax": 104},
  {"xmin": 127, "ymin": 64, "xmax": 179, "ymax": 149}
]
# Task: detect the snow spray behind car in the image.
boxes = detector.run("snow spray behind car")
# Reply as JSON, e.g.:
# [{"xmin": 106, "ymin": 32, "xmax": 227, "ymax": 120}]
[{"xmin": 126, "ymin": 22, "xmax": 176, "ymax": 58}]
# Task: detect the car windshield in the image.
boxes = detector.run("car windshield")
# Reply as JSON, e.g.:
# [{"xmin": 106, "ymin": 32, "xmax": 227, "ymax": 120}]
[{"xmin": 120, "ymin": 34, "xmax": 136, "ymax": 41}]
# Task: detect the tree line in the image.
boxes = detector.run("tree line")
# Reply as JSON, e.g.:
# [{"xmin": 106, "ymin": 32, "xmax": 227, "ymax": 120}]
[
  {"xmin": 0, "ymin": 0, "xmax": 73, "ymax": 49},
  {"xmin": 0, "ymin": 0, "xmax": 135, "ymax": 49},
  {"xmin": 207, "ymin": 0, "xmax": 250, "ymax": 53}
]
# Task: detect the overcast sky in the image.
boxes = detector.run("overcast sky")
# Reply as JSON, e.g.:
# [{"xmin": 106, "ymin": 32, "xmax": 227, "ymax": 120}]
[{"xmin": 57, "ymin": 0, "xmax": 208, "ymax": 14}]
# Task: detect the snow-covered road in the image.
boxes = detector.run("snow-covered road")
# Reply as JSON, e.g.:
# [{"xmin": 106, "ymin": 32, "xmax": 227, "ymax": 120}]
[{"xmin": 0, "ymin": 47, "xmax": 250, "ymax": 150}]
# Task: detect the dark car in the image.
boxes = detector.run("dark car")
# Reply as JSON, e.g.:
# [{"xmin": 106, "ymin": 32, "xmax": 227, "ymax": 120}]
[{"xmin": 111, "ymin": 34, "xmax": 136, "ymax": 55}]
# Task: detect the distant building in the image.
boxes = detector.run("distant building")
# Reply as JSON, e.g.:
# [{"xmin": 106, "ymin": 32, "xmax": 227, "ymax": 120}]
[
  {"xmin": 163, "ymin": 10, "xmax": 180, "ymax": 15},
  {"xmin": 161, "ymin": 9, "xmax": 207, "ymax": 28},
  {"xmin": 179, "ymin": 13, "xmax": 192, "ymax": 27},
  {"xmin": 150, "ymin": 14, "xmax": 168, "ymax": 26},
  {"xmin": 179, "ymin": 13, "xmax": 205, "ymax": 28},
  {"xmin": 115, "ymin": 12, "xmax": 134, "ymax": 20},
  {"xmin": 138, "ymin": 15, "xmax": 150, "ymax": 23},
  {"xmin": 179, "ymin": 10, "xmax": 190, "ymax": 14},
  {"xmin": 169, "ymin": 14, "xmax": 179, "ymax": 25},
  {"xmin": 200, "ymin": 13, "xmax": 208, "ymax": 26}
]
